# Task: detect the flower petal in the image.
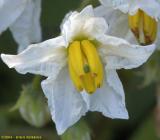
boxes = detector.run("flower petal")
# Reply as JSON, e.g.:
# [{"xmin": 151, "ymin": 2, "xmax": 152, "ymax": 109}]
[
  {"xmin": 156, "ymin": 22, "xmax": 160, "ymax": 50},
  {"xmin": 82, "ymin": 69, "xmax": 128, "ymax": 119},
  {"xmin": 0, "ymin": 0, "xmax": 4, "ymax": 8},
  {"xmin": 10, "ymin": 0, "xmax": 42, "ymax": 52},
  {"xmin": 97, "ymin": 6, "xmax": 129, "ymax": 37},
  {"xmin": 1, "ymin": 36, "xmax": 67, "ymax": 77},
  {"xmin": 97, "ymin": 35, "xmax": 156, "ymax": 69},
  {"xmin": 61, "ymin": 5, "xmax": 94, "ymax": 44},
  {"xmin": 77, "ymin": 4, "xmax": 94, "ymax": 18},
  {"xmin": 128, "ymin": 0, "xmax": 160, "ymax": 19},
  {"xmin": 83, "ymin": 17, "xmax": 108, "ymax": 39},
  {"xmin": 41, "ymin": 67, "xmax": 87, "ymax": 135},
  {"xmin": 0, "ymin": 0, "xmax": 27, "ymax": 33},
  {"xmin": 61, "ymin": 5, "xmax": 108, "ymax": 44},
  {"xmin": 99, "ymin": 0, "xmax": 160, "ymax": 19},
  {"xmin": 99, "ymin": 0, "xmax": 129, "ymax": 13}
]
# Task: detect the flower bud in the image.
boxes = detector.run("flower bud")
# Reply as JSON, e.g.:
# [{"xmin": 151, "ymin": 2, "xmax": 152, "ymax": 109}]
[{"xmin": 11, "ymin": 77, "xmax": 51, "ymax": 127}]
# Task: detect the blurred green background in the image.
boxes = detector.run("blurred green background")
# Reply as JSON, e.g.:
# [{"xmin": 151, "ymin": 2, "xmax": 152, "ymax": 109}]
[{"xmin": 0, "ymin": 0, "xmax": 159, "ymax": 140}]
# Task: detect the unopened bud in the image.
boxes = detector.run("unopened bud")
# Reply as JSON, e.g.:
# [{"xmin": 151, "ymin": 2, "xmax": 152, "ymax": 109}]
[{"xmin": 11, "ymin": 77, "xmax": 51, "ymax": 127}]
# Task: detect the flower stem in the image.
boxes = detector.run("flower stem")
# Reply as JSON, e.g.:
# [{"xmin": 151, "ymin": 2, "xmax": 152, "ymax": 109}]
[{"xmin": 32, "ymin": 75, "xmax": 42, "ymax": 91}]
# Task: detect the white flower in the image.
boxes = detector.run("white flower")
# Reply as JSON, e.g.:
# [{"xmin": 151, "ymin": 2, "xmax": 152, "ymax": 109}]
[
  {"xmin": 1, "ymin": 5, "xmax": 155, "ymax": 135},
  {"xmin": 97, "ymin": 0, "xmax": 160, "ymax": 47},
  {"xmin": 99, "ymin": 0, "xmax": 160, "ymax": 17},
  {"xmin": 0, "ymin": 0, "xmax": 42, "ymax": 52}
]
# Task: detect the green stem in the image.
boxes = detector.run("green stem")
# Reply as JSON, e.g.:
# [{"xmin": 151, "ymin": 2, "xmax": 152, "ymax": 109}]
[{"xmin": 32, "ymin": 75, "xmax": 42, "ymax": 91}]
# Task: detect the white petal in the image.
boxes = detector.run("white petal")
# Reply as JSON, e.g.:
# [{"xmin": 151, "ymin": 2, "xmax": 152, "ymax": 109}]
[
  {"xmin": 97, "ymin": 35, "xmax": 156, "ymax": 69},
  {"xmin": 1, "ymin": 36, "xmax": 67, "ymax": 77},
  {"xmin": 0, "ymin": 0, "xmax": 4, "ymax": 8},
  {"xmin": 83, "ymin": 17, "xmax": 108, "ymax": 39},
  {"xmin": 82, "ymin": 69, "xmax": 128, "ymax": 119},
  {"xmin": 156, "ymin": 22, "xmax": 160, "ymax": 50},
  {"xmin": 105, "ymin": 11, "xmax": 138, "ymax": 44},
  {"xmin": 94, "ymin": 6, "xmax": 137, "ymax": 44},
  {"xmin": 61, "ymin": 5, "xmax": 108, "ymax": 44},
  {"xmin": 0, "ymin": 0, "xmax": 27, "ymax": 33},
  {"xmin": 77, "ymin": 5, "xmax": 94, "ymax": 18},
  {"xmin": 128, "ymin": 0, "xmax": 160, "ymax": 19},
  {"xmin": 41, "ymin": 67, "xmax": 87, "ymax": 135},
  {"xmin": 10, "ymin": 0, "xmax": 42, "ymax": 52},
  {"xmin": 99, "ymin": 0, "xmax": 160, "ymax": 19},
  {"xmin": 104, "ymin": 10, "xmax": 128, "ymax": 38},
  {"xmin": 99, "ymin": 0, "xmax": 129, "ymax": 13},
  {"xmin": 94, "ymin": 5, "xmax": 107, "ymax": 17},
  {"xmin": 124, "ymin": 30, "xmax": 139, "ymax": 44},
  {"xmin": 61, "ymin": 5, "xmax": 94, "ymax": 44}
]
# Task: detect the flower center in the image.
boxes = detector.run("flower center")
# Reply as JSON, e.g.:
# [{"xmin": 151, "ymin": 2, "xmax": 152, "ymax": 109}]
[
  {"xmin": 129, "ymin": 9, "xmax": 158, "ymax": 45},
  {"xmin": 68, "ymin": 40, "xmax": 104, "ymax": 94}
]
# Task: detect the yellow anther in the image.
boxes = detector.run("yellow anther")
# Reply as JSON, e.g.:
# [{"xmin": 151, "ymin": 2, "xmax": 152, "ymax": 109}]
[
  {"xmin": 68, "ymin": 60, "xmax": 83, "ymax": 92},
  {"xmin": 68, "ymin": 41, "xmax": 84, "ymax": 76},
  {"xmin": 81, "ymin": 40, "xmax": 101, "ymax": 76},
  {"xmin": 129, "ymin": 10, "xmax": 140, "ymax": 39},
  {"xmin": 81, "ymin": 73, "xmax": 96, "ymax": 94},
  {"xmin": 129, "ymin": 9, "xmax": 158, "ymax": 45},
  {"xmin": 143, "ymin": 11, "xmax": 158, "ymax": 44},
  {"xmin": 95, "ymin": 60, "xmax": 104, "ymax": 88},
  {"xmin": 68, "ymin": 40, "xmax": 104, "ymax": 94}
]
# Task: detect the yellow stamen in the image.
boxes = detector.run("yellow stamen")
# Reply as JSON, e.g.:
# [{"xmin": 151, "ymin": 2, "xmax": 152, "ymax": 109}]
[
  {"xmin": 68, "ymin": 41, "xmax": 84, "ymax": 76},
  {"xmin": 95, "ymin": 59, "xmax": 104, "ymax": 88},
  {"xmin": 129, "ymin": 10, "xmax": 140, "ymax": 39},
  {"xmin": 143, "ymin": 11, "xmax": 158, "ymax": 44},
  {"xmin": 129, "ymin": 9, "xmax": 158, "ymax": 45},
  {"xmin": 68, "ymin": 60, "xmax": 83, "ymax": 92},
  {"xmin": 68, "ymin": 40, "xmax": 104, "ymax": 94},
  {"xmin": 81, "ymin": 73, "xmax": 96, "ymax": 94},
  {"xmin": 81, "ymin": 40, "xmax": 101, "ymax": 76}
]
